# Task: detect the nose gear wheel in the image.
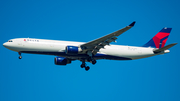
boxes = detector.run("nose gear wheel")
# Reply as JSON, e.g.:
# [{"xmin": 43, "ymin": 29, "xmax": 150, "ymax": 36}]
[{"xmin": 18, "ymin": 52, "xmax": 22, "ymax": 59}]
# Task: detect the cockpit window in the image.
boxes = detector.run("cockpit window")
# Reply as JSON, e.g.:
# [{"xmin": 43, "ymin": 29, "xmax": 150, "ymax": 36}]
[{"xmin": 8, "ymin": 40, "xmax": 13, "ymax": 42}]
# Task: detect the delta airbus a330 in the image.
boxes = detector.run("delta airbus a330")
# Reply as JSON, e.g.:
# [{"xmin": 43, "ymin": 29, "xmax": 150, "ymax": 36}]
[{"xmin": 3, "ymin": 22, "xmax": 177, "ymax": 71}]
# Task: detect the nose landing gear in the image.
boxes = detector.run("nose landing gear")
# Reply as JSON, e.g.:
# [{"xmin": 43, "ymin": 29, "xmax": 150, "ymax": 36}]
[
  {"xmin": 18, "ymin": 52, "xmax": 22, "ymax": 59},
  {"xmin": 19, "ymin": 56, "xmax": 22, "ymax": 59}
]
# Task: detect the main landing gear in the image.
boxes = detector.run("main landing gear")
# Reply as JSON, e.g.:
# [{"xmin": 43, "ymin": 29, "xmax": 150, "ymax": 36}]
[
  {"xmin": 80, "ymin": 58, "xmax": 97, "ymax": 71},
  {"xmin": 80, "ymin": 51, "xmax": 97, "ymax": 71},
  {"xmin": 18, "ymin": 52, "xmax": 22, "ymax": 59},
  {"xmin": 81, "ymin": 60, "xmax": 90, "ymax": 71},
  {"xmin": 88, "ymin": 57, "xmax": 97, "ymax": 65}
]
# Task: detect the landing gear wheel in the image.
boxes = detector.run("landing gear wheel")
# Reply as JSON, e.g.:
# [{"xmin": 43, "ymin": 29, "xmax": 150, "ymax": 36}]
[
  {"xmin": 80, "ymin": 59, "xmax": 90, "ymax": 71},
  {"xmin": 92, "ymin": 60, "xmax": 97, "ymax": 65},
  {"xmin": 85, "ymin": 66, "xmax": 90, "ymax": 71},
  {"xmin": 18, "ymin": 52, "xmax": 22, "ymax": 59},
  {"xmin": 81, "ymin": 64, "xmax": 85, "ymax": 68},
  {"xmin": 19, "ymin": 56, "xmax": 22, "ymax": 59},
  {"xmin": 81, "ymin": 59, "xmax": 86, "ymax": 68}
]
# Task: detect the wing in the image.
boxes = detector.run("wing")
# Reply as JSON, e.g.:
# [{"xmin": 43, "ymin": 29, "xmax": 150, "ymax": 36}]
[{"xmin": 80, "ymin": 21, "xmax": 136, "ymax": 55}]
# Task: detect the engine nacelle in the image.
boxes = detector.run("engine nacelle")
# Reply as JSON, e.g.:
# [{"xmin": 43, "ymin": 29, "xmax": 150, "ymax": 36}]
[
  {"xmin": 65, "ymin": 46, "xmax": 80, "ymax": 55},
  {"xmin": 54, "ymin": 57, "xmax": 71, "ymax": 65}
]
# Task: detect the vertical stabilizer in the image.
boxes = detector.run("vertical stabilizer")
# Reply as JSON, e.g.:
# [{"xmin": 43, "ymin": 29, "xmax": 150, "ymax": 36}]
[{"xmin": 143, "ymin": 28, "xmax": 172, "ymax": 48}]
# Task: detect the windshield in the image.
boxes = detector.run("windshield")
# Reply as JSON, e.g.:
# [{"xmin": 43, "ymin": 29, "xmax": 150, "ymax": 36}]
[{"xmin": 8, "ymin": 40, "xmax": 13, "ymax": 42}]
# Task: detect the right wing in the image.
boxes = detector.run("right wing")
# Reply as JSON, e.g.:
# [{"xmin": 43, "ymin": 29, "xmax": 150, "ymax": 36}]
[{"xmin": 80, "ymin": 21, "xmax": 136, "ymax": 55}]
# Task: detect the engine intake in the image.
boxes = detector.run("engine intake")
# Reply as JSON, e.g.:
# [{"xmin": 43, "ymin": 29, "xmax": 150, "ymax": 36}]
[{"xmin": 54, "ymin": 57, "xmax": 71, "ymax": 65}]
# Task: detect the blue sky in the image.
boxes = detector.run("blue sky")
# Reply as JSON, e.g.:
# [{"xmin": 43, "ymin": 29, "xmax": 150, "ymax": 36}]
[{"xmin": 0, "ymin": 0, "xmax": 180, "ymax": 101}]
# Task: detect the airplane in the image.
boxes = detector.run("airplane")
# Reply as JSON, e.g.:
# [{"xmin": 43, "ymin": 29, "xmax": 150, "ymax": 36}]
[{"xmin": 3, "ymin": 21, "xmax": 177, "ymax": 71}]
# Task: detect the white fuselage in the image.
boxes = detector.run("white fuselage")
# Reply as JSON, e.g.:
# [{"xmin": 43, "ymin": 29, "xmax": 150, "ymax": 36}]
[{"xmin": 3, "ymin": 38, "xmax": 169, "ymax": 60}]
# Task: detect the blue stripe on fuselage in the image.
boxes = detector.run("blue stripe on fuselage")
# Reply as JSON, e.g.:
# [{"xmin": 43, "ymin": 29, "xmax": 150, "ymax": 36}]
[{"xmin": 20, "ymin": 51, "xmax": 132, "ymax": 60}]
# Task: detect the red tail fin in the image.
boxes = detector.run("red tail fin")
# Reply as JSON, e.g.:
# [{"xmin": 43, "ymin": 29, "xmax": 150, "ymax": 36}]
[{"xmin": 143, "ymin": 28, "xmax": 172, "ymax": 48}]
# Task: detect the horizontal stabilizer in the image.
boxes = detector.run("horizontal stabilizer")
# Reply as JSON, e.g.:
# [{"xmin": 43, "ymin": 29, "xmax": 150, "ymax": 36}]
[{"xmin": 153, "ymin": 43, "xmax": 177, "ymax": 53}]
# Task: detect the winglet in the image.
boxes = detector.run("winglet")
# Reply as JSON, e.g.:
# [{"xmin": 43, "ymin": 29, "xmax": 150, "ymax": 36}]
[{"xmin": 129, "ymin": 21, "xmax": 136, "ymax": 27}]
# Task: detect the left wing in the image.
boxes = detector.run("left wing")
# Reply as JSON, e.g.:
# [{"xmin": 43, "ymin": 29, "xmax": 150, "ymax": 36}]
[{"xmin": 80, "ymin": 21, "xmax": 136, "ymax": 55}]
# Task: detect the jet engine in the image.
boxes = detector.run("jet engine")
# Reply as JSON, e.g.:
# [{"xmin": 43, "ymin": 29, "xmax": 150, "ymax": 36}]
[
  {"xmin": 65, "ymin": 46, "xmax": 81, "ymax": 55},
  {"xmin": 54, "ymin": 57, "xmax": 71, "ymax": 65}
]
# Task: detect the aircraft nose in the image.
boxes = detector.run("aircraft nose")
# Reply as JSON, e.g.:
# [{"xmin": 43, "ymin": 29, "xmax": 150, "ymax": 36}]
[
  {"xmin": 3, "ymin": 43, "xmax": 6, "ymax": 47},
  {"xmin": 3, "ymin": 42, "xmax": 8, "ymax": 47}
]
